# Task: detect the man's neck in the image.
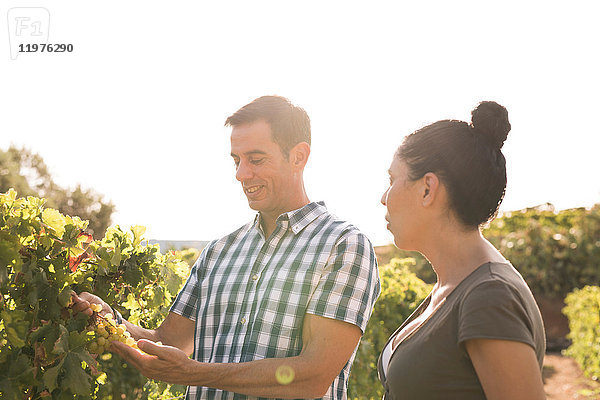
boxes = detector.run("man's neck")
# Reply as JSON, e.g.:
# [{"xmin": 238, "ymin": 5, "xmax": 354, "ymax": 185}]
[{"xmin": 260, "ymin": 199, "xmax": 310, "ymax": 239}]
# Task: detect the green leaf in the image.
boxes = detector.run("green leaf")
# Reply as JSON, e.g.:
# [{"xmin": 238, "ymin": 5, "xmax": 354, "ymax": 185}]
[
  {"xmin": 52, "ymin": 324, "xmax": 69, "ymax": 355},
  {"xmin": 122, "ymin": 292, "xmax": 140, "ymax": 311},
  {"xmin": 1, "ymin": 310, "xmax": 29, "ymax": 348},
  {"xmin": 43, "ymin": 360, "xmax": 63, "ymax": 392},
  {"xmin": 131, "ymin": 225, "xmax": 146, "ymax": 247},
  {"xmin": 110, "ymin": 246, "xmax": 122, "ymax": 267},
  {"xmin": 39, "ymin": 234, "xmax": 53, "ymax": 250},
  {"xmin": 6, "ymin": 354, "xmax": 34, "ymax": 389},
  {"xmin": 0, "ymin": 241, "xmax": 22, "ymax": 279},
  {"xmin": 39, "ymin": 286, "xmax": 61, "ymax": 321},
  {"xmin": 61, "ymin": 352, "xmax": 91, "ymax": 396},
  {"xmin": 0, "ymin": 377, "xmax": 21, "ymax": 400},
  {"xmin": 29, "ymin": 322, "xmax": 53, "ymax": 343},
  {"xmin": 146, "ymin": 286, "xmax": 163, "ymax": 308},
  {"xmin": 57, "ymin": 287, "xmax": 73, "ymax": 308},
  {"xmin": 42, "ymin": 208, "xmax": 66, "ymax": 239},
  {"xmin": 0, "ymin": 264, "xmax": 8, "ymax": 287},
  {"xmin": 124, "ymin": 261, "xmax": 142, "ymax": 287},
  {"xmin": 4, "ymin": 188, "xmax": 17, "ymax": 202},
  {"xmin": 166, "ymin": 272, "xmax": 183, "ymax": 295}
]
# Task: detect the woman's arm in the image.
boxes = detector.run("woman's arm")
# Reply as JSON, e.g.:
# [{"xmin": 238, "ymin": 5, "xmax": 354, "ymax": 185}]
[{"xmin": 465, "ymin": 338, "xmax": 546, "ymax": 400}]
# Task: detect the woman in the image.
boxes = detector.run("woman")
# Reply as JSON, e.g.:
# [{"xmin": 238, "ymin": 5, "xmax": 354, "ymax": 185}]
[{"xmin": 378, "ymin": 101, "xmax": 546, "ymax": 399}]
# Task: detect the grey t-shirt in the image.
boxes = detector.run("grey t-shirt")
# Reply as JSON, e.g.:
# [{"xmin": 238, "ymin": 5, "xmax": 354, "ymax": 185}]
[{"xmin": 378, "ymin": 262, "xmax": 545, "ymax": 400}]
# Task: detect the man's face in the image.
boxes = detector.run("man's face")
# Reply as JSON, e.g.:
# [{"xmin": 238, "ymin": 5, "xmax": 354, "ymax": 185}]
[{"xmin": 230, "ymin": 120, "xmax": 296, "ymax": 218}]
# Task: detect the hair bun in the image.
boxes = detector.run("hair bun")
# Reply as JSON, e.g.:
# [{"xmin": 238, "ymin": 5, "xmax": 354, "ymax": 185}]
[{"xmin": 471, "ymin": 101, "xmax": 511, "ymax": 149}]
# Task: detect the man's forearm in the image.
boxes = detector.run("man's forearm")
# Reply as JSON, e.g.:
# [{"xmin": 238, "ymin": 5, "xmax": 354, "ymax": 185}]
[
  {"xmin": 111, "ymin": 314, "xmax": 361, "ymax": 399},
  {"xmin": 139, "ymin": 348, "xmax": 332, "ymax": 399}
]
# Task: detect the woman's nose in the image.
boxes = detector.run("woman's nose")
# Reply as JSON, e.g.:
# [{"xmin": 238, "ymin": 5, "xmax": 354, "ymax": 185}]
[{"xmin": 380, "ymin": 189, "xmax": 388, "ymax": 206}]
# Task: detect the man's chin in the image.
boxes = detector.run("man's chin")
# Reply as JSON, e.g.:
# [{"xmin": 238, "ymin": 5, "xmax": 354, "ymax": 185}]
[{"xmin": 246, "ymin": 199, "xmax": 263, "ymax": 212}]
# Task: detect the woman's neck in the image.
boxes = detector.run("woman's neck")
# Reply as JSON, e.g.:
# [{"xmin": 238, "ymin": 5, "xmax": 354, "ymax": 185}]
[{"xmin": 420, "ymin": 225, "xmax": 506, "ymax": 290}]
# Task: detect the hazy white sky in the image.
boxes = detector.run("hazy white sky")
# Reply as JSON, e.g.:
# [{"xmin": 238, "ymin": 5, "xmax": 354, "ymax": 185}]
[{"xmin": 1, "ymin": 1, "xmax": 599, "ymax": 245}]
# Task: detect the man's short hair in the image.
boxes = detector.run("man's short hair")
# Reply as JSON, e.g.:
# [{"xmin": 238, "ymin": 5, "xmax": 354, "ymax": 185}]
[{"xmin": 224, "ymin": 95, "xmax": 311, "ymax": 157}]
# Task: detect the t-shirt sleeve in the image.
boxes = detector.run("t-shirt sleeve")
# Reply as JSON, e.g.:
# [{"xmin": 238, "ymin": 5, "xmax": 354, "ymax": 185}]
[
  {"xmin": 306, "ymin": 231, "xmax": 381, "ymax": 334},
  {"xmin": 169, "ymin": 242, "xmax": 213, "ymax": 320},
  {"xmin": 457, "ymin": 280, "xmax": 536, "ymax": 350}
]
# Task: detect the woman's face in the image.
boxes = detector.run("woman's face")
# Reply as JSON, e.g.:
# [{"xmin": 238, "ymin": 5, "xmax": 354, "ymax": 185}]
[{"xmin": 381, "ymin": 157, "xmax": 422, "ymax": 249}]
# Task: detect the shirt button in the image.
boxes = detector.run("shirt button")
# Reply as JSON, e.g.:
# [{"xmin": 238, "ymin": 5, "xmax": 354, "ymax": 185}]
[
  {"xmin": 240, "ymin": 317, "xmax": 247, "ymax": 325},
  {"xmin": 251, "ymin": 274, "xmax": 259, "ymax": 281}
]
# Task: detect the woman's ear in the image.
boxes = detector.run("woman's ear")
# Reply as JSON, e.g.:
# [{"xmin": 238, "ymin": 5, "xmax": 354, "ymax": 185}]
[{"xmin": 422, "ymin": 172, "xmax": 440, "ymax": 207}]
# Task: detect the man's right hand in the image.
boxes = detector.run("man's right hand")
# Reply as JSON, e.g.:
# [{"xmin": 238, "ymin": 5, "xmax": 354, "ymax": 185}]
[{"xmin": 71, "ymin": 291, "xmax": 113, "ymax": 318}]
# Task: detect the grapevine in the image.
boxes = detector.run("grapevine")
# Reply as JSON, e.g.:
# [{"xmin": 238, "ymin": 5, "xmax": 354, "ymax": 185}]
[{"xmin": 0, "ymin": 189, "xmax": 190, "ymax": 399}]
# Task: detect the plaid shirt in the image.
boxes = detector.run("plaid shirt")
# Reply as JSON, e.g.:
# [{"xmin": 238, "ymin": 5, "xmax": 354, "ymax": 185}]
[{"xmin": 170, "ymin": 201, "xmax": 380, "ymax": 400}]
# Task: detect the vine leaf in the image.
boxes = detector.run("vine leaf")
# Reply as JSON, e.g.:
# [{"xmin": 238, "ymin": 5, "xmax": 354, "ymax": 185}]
[
  {"xmin": 52, "ymin": 324, "xmax": 69, "ymax": 355},
  {"xmin": 62, "ymin": 352, "xmax": 91, "ymax": 395},
  {"xmin": 42, "ymin": 359, "xmax": 63, "ymax": 393},
  {"xmin": 131, "ymin": 225, "xmax": 146, "ymax": 247},
  {"xmin": 41, "ymin": 208, "xmax": 66, "ymax": 239},
  {"xmin": 1, "ymin": 310, "xmax": 29, "ymax": 348}
]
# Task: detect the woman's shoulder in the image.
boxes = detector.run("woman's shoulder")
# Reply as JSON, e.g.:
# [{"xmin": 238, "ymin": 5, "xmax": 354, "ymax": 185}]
[
  {"xmin": 454, "ymin": 261, "xmax": 546, "ymax": 365},
  {"xmin": 452, "ymin": 261, "xmax": 538, "ymax": 311},
  {"xmin": 462, "ymin": 261, "xmax": 530, "ymax": 292}
]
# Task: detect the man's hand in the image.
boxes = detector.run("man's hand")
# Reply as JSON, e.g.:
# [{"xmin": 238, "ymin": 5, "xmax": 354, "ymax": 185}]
[
  {"xmin": 110, "ymin": 339, "xmax": 196, "ymax": 385},
  {"xmin": 73, "ymin": 291, "xmax": 195, "ymax": 356},
  {"xmin": 107, "ymin": 314, "xmax": 361, "ymax": 399},
  {"xmin": 71, "ymin": 291, "xmax": 113, "ymax": 318}
]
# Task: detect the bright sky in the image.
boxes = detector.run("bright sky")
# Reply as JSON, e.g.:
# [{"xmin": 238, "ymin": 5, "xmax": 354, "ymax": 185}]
[{"xmin": 1, "ymin": 1, "xmax": 599, "ymax": 246}]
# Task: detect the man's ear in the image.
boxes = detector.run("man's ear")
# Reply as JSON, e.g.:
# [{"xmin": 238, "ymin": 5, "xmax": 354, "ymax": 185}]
[
  {"xmin": 422, "ymin": 172, "xmax": 440, "ymax": 207},
  {"xmin": 289, "ymin": 142, "xmax": 310, "ymax": 170}
]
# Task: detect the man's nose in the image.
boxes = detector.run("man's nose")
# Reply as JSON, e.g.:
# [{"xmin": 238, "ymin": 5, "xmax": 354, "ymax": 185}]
[{"xmin": 236, "ymin": 161, "xmax": 253, "ymax": 182}]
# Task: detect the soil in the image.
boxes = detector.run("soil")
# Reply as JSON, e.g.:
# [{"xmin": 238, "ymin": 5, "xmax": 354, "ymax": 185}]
[{"xmin": 544, "ymin": 352, "xmax": 600, "ymax": 399}]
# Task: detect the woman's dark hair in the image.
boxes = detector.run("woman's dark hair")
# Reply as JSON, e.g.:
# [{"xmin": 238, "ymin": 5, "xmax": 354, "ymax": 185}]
[{"xmin": 397, "ymin": 101, "xmax": 511, "ymax": 227}]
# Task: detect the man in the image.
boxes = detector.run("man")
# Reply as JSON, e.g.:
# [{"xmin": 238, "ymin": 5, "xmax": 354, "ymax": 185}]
[{"xmin": 73, "ymin": 95, "xmax": 380, "ymax": 399}]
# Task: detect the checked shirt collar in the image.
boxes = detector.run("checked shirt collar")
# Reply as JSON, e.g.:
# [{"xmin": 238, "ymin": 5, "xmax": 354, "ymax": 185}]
[{"xmin": 247, "ymin": 201, "xmax": 327, "ymax": 238}]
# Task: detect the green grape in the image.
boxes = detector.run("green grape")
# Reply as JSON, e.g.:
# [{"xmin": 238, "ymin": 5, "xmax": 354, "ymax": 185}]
[
  {"xmin": 89, "ymin": 342, "xmax": 99, "ymax": 354},
  {"xmin": 91, "ymin": 303, "xmax": 102, "ymax": 313},
  {"xmin": 87, "ymin": 311, "xmax": 138, "ymax": 356}
]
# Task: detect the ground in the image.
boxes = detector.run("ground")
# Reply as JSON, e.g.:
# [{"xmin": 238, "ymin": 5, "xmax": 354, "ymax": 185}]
[{"xmin": 544, "ymin": 352, "xmax": 600, "ymax": 399}]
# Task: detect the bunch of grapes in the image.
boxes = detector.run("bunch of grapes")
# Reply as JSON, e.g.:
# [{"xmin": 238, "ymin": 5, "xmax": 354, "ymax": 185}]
[{"xmin": 87, "ymin": 303, "xmax": 137, "ymax": 355}]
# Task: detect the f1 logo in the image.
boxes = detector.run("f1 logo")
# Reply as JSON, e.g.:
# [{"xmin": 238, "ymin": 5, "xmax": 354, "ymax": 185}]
[{"xmin": 7, "ymin": 8, "xmax": 50, "ymax": 60}]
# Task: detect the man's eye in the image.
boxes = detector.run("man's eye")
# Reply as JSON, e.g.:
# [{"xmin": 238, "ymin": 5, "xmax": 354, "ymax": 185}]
[{"xmin": 250, "ymin": 158, "xmax": 264, "ymax": 165}]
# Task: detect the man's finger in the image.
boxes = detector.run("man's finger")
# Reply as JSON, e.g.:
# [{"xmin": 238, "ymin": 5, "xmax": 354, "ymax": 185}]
[
  {"xmin": 70, "ymin": 297, "xmax": 93, "ymax": 316},
  {"xmin": 111, "ymin": 341, "xmax": 148, "ymax": 368},
  {"xmin": 136, "ymin": 339, "xmax": 166, "ymax": 357}
]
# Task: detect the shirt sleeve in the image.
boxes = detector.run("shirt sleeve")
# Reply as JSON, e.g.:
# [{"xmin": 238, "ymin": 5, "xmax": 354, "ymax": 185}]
[
  {"xmin": 169, "ymin": 242, "xmax": 213, "ymax": 320},
  {"xmin": 306, "ymin": 231, "xmax": 381, "ymax": 334},
  {"xmin": 457, "ymin": 280, "xmax": 536, "ymax": 350}
]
